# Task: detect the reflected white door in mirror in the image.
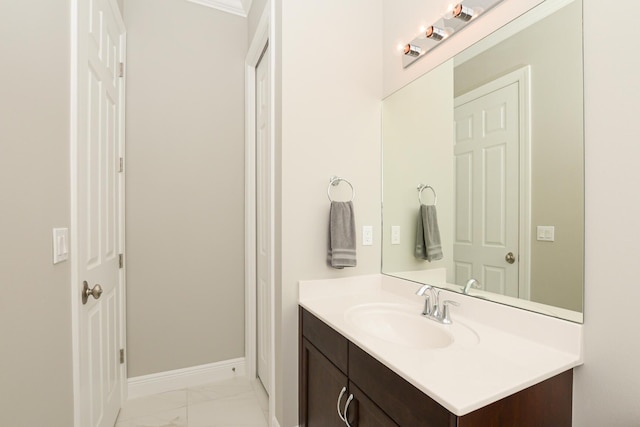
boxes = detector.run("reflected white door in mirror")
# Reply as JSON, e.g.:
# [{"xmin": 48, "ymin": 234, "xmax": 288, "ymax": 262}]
[{"xmin": 453, "ymin": 67, "xmax": 530, "ymax": 300}]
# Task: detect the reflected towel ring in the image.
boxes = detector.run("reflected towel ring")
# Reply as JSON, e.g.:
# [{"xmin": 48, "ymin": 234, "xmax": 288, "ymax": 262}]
[
  {"xmin": 417, "ymin": 184, "xmax": 437, "ymax": 205},
  {"xmin": 328, "ymin": 176, "xmax": 355, "ymax": 202}
]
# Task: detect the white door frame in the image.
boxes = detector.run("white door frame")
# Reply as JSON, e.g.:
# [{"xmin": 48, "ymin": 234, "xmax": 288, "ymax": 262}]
[
  {"xmin": 244, "ymin": 3, "xmax": 276, "ymax": 425},
  {"xmin": 70, "ymin": 0, "xmax": 127, "ymax": 425},
  {"xmin": 454, "ymin": 66, "xmax": 532, "ymax": 299}
]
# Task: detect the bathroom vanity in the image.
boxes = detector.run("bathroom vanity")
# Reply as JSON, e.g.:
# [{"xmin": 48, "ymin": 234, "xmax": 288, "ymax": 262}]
[
  {"xmin": 298, "ymin": 275, "xmax": 582, "ymax": 427},
  {"xmin": 300, "ymin": 1, "xmax": 585, "ymax": 424}
]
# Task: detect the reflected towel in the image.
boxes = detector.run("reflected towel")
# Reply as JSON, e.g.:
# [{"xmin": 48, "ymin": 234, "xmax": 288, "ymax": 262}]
[
  {"xmin": 415, "ymin": 204, "xmax": 443, "ymax": 261},
  {"xmin": 328, "ymin": 201, "xmax": 357, "ymax": 269}
]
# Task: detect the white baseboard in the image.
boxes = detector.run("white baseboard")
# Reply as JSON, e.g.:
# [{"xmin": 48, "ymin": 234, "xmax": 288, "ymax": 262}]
[{"xmin": 127, "ymin": 357, "xmax": 246, "ymax": 399}]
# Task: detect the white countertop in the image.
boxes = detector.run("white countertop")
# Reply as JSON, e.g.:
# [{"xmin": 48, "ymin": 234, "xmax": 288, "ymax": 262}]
[{"xmin": 299, "ymin": 274, "xmax": 583, "ymax": 416}]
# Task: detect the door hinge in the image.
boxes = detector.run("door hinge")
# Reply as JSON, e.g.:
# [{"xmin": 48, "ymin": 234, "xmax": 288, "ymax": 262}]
[
  {"xmin": 119, "ymin": 253, "xmax": 124, "ymax": 269},
  {"xmin": 118, "ymin": 62, "xmax": 124, "ymax": 78},
  {"xmin": 119, "ymin": 157, "xmax": 124, "ymax": 173},
  {"xmin": 120, "ymin": 349, "xmax": 125, "ymax": 364}
]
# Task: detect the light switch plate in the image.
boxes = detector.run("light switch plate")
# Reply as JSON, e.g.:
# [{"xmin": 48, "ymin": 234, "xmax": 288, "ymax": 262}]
[
  {"xmin": 391, "ymin": 226, "xmax": 401, "ymax": 245},
  {"xmin": 536, "ymin": 226, "xmax": 555, "ymax": 242},
  {"xmin": 362, "ymin": 226, "xmax": 373, "ymax": 246},
  {"xmin": 53, "ymin": 228, "xmax": 69, "ymax": 264}
]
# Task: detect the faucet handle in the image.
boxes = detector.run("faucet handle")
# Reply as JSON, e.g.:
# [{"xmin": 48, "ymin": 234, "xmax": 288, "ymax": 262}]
[{"xmin": 441, "ymin": 300, "xmax": 460, "ymax": 324}]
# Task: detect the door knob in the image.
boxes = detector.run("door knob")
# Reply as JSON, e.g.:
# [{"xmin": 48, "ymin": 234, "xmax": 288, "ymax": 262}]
[
  {"xmin": 505, "ymin": 252, "xmax": 516, "ymax": 264},
  {"xmin": 82, "ymin": 281, "xmax": 103, "ymax": 305}
]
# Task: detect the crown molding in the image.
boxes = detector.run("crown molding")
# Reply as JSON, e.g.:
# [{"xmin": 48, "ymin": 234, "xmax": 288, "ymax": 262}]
[{"xmin": 186, "ymin": 0, "xmax": 249, "ymax": 17}]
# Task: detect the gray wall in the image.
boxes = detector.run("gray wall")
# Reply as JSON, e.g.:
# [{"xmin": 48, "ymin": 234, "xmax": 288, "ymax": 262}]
[
  {"xmin": 248, "ymin": 0, "xmax": 267, "ymax": 42},
  {"xmin": 124, "ymin": 0, "xmax": 248, "ymax": 377},
  {"xmin": 0, "ymin": 1, "xmax": 74, "ymax": 425},
  {"xmin": 573, "ymin": 0, "xmax": 640, "ymax": 423},
  {"xmin": 275, "ymin": 0, "xmax": 383, "ymax": 424}
]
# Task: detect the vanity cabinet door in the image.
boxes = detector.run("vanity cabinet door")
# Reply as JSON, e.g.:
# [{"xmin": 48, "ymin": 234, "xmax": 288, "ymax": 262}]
[
  {"xmin": 347, "ymin": 382, "xmax": 399, "ymax": 427},
  {"xmin": 300, "ymin": 337, "xmax": 348, "ymax": 427},
  {"xmin": 300, "ymin": 307, "xmax": 350, "ymax": 427}
]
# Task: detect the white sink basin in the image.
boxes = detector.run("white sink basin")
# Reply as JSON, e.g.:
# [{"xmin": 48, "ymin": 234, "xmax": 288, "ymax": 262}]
[{"xmin": 344, "ymin": 303, "xmax": 478, "ymax": 350}]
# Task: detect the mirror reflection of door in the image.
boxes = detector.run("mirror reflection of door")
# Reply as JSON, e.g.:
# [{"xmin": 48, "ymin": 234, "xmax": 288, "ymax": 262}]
[{"xmin": 453, "ymin": 68, "xmax": 530, "ymax": 298}]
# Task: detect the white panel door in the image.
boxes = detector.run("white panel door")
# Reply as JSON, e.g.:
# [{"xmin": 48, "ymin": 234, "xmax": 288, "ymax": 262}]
[
  {"xmin": 76, "ymin": 1, "xmax": 125, "ymax": 426},
  {"xmin": 255, "ymin": 45, "xmax": 271, "ymax": 394},
  {"xmin": 454, "ymin": 81, "xmax": 519, "ymax": 297}
]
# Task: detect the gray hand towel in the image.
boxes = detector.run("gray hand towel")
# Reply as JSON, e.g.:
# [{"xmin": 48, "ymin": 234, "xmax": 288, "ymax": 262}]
[
  {"xmin": 327, "ymin": 201, "xmax": 357, "ymax": 269},
  {"xmin": 415, "ymin": 204, "xmax": 443, "ymax": 262}
]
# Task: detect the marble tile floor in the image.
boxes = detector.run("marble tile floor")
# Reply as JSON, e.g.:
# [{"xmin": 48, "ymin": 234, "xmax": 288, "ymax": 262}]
[{"xmin": 115, "ymin": 377, "xmax": 269, "ymax": 427}]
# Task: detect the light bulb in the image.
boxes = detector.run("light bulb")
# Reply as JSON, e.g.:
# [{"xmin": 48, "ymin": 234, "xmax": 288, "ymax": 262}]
[
  {"xmin": 425, "ymin": 25, "xmax": 447, "ymax": 41},
  {"xmin": 403, "ymin": 44, "xmax": 422, "ymax": 57},
  {"xmin": 452, "ymin": 3, "xmax": 474, "ymax": 21}
]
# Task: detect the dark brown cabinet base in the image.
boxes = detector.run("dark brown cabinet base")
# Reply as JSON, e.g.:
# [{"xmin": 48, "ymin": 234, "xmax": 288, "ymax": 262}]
[{"xmin": 299, "ymin": 307, "xmax": 573, "ymax": 427}]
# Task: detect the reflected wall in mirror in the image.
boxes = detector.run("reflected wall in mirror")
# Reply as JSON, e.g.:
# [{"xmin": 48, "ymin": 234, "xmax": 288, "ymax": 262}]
[{"xmin": 382, "ymin": 0, "xmax": 584, "ymax": 322}]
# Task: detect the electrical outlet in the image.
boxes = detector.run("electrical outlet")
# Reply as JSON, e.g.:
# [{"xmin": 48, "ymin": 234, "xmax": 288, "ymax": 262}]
[
  {"xmin": 537, "ymin": 226, "xmax": 555, "ymax": 242},
  {"xmin": 362, "ymin": 226, "xmax": 373, "ymax": 246},
  {"xmin": 53, "ymin": 228, "xmax": 69, "ymax": 264},
  {"xmin": 391, "ymin": 226, "xmax": 401, "ymax": 245}
]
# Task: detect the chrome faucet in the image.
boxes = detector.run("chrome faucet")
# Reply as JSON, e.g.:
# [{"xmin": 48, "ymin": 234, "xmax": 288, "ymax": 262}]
[
  {"xmin": 462, "ymin": 278, "xmax": 481, "ymax": 295},
  {"xmin": 415, "ymin": 285, "xmax": 460, "ymax": 324}
]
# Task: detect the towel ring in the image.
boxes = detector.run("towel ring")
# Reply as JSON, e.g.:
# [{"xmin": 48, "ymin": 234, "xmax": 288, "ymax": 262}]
[
  {"xmin": 328, "ymin": 176, "xmax": 355, "ymax": 202},
  {"xmin": 417, "ymin": 184, "xmax": 437, "ymax": 205}
]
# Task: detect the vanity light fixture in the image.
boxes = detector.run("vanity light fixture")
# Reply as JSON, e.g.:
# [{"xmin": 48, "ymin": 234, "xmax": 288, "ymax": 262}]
[
  {"xmin": 403, "ymin": 43, "xmax": 422, "ymax": 57},
  {"xmin": 426, "ymin": 25, "xmax": 447, "ymax": 41},
  {"xmin": 401, "ymin": 0, "xmax": 505, "ymax": 68}
]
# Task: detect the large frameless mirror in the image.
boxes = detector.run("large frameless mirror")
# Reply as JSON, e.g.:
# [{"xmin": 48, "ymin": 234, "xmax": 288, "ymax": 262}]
[{"xmin": 382, "ymin": 0, "xmax": 584, "ymax": 323}]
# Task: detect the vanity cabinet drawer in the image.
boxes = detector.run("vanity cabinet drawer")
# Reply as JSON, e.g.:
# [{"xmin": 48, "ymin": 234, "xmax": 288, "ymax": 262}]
[
  {"xmin": 349, "ymin": 343, "xmax": 455, "ymax": 427},
  {"xmin": 301, "ymin": 307, "xmax": 348, "ymax": 374}
]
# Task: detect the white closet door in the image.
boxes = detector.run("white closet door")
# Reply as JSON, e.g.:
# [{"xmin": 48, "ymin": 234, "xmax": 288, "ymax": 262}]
[
  {"xmin": 76, "ymin": 0, "xmax": 125, "ymax": 426},
  {"xmin": 256, "ymin": 45, "xmax": 272, "ymax": 394}
]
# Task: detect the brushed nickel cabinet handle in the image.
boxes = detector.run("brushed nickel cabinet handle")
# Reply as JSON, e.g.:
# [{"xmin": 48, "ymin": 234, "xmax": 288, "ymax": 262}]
[
  {"xmin": 344, "ymin": 394, "xmax": 355, "ymax": 427},
  {"xmin": 337, "ymin": 386, "xmax": 347, "ymax": 423}
]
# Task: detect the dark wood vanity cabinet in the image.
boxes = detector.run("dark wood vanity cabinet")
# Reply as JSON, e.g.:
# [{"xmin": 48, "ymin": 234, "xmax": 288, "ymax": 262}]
[{"xmin": 299, "ymin": 306, "xmax": 573, "ymax": 427}]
